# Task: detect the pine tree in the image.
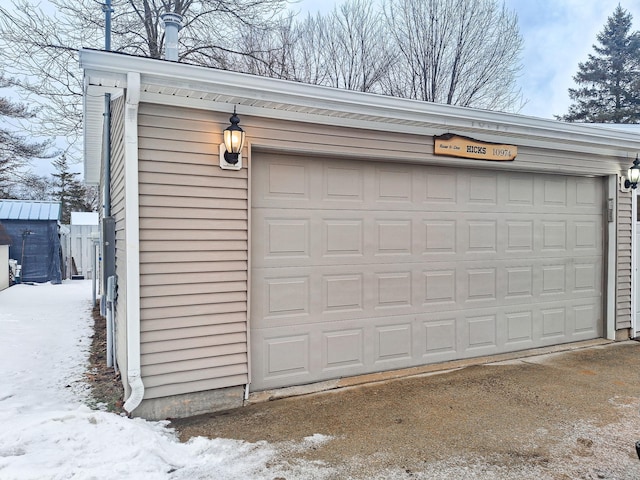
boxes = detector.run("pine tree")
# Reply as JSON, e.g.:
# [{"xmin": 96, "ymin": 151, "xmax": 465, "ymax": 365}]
[
  {"xmin": 559, "ymin": 6, "xmax": 640, "ymax": 123},
  {"xmin": 0, "ymin": 76, "xmax": 53, "ymax": 195},
  {"xmin": 51, "ymin": 154, "xmax": 85, "ymax": 223}
]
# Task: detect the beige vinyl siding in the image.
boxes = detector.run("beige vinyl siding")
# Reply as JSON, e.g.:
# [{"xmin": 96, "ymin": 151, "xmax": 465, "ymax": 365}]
[
  {"xmin": 137, "ymin": 103, "xmax": 249, "ymax": 400},
  {"xmin": 128, "ymin": 102, "xmax": 622, "ymax": 401},
  {"xmin": 109, "ymin": 94, "xmax": 129, "ymax": 392},
  {"xmin": 617, "ymin": 187, "xmax": 633, "ymax": 329},
  {"xmin": 243, "ymin": 117, "xmax": 622, "ymax": 177}
]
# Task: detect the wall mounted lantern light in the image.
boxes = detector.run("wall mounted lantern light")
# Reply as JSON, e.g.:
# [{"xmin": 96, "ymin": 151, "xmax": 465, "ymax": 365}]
[
  {"xmin": 219, "ymin": 106, "xmax": 245, "ymax": 171},
  {"xmin": 625, "ymin": 154, "xmax": 640, "ymax": 190}
]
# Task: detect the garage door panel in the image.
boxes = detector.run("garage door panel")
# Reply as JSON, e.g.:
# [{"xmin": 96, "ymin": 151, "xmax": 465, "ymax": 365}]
[
  {"xmin": 542, "ymin": 176, "xmax": 569, "ymax": 206},
  {"xmin": 506, "ymin": 175, "xmax": 535, "ymax": 207},
  {"xmin": 425, "ymin": 170, "xmax": 458, "ymax": 204},
  {"xmin": 322, "ymin": 328, "xmax": 365, "ymax": 371},
  {"xmin": 250, "ymin": 154, "xmax": 604, "ymax": 391},
  {"xmin": 573, "ymin": 303, "xmax": 601, "ymax": 336},
  {"xmin": 374, "ymin": 322, "xmax": 414, "ymax": 364},
  {"xmin": 467, "ymin": 172, "xmax": 499, "ymax": 205},
  {"xmin": 252, "ymin": 303, "xmax": 602, "ymax": 390},
  {"xmin": 375, "ymin": 165, "xmax": 415, "ymax": 203},
  {"xmin": 252, "ymin": 210, "xmax": 601, "ymax": 269},
  {"xmin": 420, "ymin": 314, "xmax": 459, "ymax": 360},
  {"xmin": 253, "ymin": 157, "xmax": 602, "ymax": 214},
  {"xmin": 464, "ymin": 312, "xmax": 499, "ymax": 354},
  {"xmin": 504, "ymin": 310, "xmax": 535, "ymax": 347},
  {"xmin": 323, "ymin": 163, "xmax": 365, "ymax": 202},
  {"xmin": 252, "ymin": 258, "xmax": 602, "ymax": 327}
]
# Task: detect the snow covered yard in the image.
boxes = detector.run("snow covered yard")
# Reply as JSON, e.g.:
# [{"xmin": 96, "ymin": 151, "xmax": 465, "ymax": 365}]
[
  {"xmin": 0, "ymin": 281, "xmax": 331, "ymax": 480},
  {"xmin": 4, "ymin": 281, "xmax": 640, "ymax": 480}
]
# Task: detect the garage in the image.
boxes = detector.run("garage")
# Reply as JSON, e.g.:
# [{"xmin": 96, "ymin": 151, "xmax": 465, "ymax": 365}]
[
  {"xmin": 251, "ymin": 153, "xmax": 604, "ymax": 390},
  {"xmin": 81, "ymin": 48, "xmax": 640, "ymax": 419}
]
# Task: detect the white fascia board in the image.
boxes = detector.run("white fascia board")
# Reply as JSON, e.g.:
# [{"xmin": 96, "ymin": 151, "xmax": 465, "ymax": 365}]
[
  {"xmin": 79, "ymin": 49, "xmax": 640, "ymax": 155},
  {"xmin": 140, "ymin": 90, "xmax": 633, "ymax": 163}
]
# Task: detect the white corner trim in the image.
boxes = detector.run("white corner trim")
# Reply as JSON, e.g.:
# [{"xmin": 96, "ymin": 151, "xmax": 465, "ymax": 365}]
[
  {"xmin": 123, "ymin": 71, "xmax": 144, "ymax": 414},
  {"xmin": 631, "ymin": 187, "xmax": 637, "ymax": 338},
  {"xmin": 606, "ymin": 175, "xmax": 617, "ymax": 340}
]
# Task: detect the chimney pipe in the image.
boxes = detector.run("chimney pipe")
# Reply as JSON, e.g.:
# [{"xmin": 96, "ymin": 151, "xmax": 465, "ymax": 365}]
[{"xmin": 161, "ymin": 12, "xmax": 183, "ymax": 62}]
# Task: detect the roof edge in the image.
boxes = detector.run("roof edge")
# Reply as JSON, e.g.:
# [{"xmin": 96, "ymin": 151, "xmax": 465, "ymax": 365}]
[{"xmin": 79, "ymin": 49, "xmax": 640, "ymax": 154}]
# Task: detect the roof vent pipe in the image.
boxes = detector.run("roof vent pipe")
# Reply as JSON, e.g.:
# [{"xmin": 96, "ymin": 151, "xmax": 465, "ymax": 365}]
[{"xmin": 161, "ymin": 12, "xmax": 183, "ymax": 62}]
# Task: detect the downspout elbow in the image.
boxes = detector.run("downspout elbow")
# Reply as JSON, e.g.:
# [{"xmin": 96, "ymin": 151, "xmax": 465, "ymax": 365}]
[{"xmin": 124, "ymin": 370, "xmax": 145, "ymax": 414}]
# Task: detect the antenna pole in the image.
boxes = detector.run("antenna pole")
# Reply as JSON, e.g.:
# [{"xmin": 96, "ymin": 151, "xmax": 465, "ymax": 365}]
[{"xmin": 103, "ymin": 0, "xmax": 113, "ymax": 51}]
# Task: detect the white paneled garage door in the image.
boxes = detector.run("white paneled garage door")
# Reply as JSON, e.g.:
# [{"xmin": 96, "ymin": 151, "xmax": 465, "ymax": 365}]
[{"xmin": 250, "ymin": 153, "xmax": 604, "ymax": 390}]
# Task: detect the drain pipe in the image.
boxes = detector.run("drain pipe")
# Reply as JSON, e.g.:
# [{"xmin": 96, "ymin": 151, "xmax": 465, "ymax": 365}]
[{"xmin": 122, "ymin": 71, "xmax": 144, "ymax": 415}]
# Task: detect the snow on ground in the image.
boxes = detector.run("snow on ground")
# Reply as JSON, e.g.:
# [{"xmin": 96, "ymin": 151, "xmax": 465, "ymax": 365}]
[{"xmin": 0, "ymin": 281, "xmax": 332, "ymax": 480}]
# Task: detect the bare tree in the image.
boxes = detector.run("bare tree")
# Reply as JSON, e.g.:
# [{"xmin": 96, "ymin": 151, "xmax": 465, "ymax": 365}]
[
  {"xmin": 382, "ymin": 0, "xmax": 523, "ymax": 111},
  {"xmin": 241, "ymin": 0, "xmax": 392, "ymax": 93},
  {"xmin": 321, "ymin": 0, "xmax": 393, "ymax": 92},
  {"xmin": 238, "ymin": 12, "xmax": 332, "ymax": 85},
  {"xmin": 0, "ymin": 0, "xmax": 524, "ymax": 165},
  {"xmin": 0, "ymin": 4, "xmax": 87, "ymax": 157},
  {"xmin": 288, "ymin": 13, "xmax": 332, "ymax": 85},
  {"xmin": 0, "ymin": 0, "xmax": 289, "ymax": 160},
  {"xmin": 234, "ymin": 13, "xmax": 299, "ymax": 79}
]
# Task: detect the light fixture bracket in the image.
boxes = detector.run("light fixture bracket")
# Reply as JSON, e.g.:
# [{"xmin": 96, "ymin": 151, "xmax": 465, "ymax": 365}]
[{"xmin": 219, "ymin": 143, "xmax": 242, "ymax": 170}]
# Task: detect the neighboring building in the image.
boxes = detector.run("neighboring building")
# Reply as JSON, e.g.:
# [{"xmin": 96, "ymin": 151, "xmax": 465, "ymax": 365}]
[
  {"xmin": 0, "ymin": 223, "xmax": 11, "ymax": 291},
  {"xmin": 61, "ymin": 212, "xmax": 100, "ymax": 280},
  {"xmin": 0, "ymin": 200, "xmax": 63, "ymax": 284},
  {"xmin": 80, "ymin": 48, "xmax": 640, "ymax": 420}
]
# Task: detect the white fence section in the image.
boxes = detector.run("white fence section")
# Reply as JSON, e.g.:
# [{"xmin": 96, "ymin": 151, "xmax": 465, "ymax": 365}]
[{"xmin": 61, "ymin": 212, "xmax": 99, "ymax": 280}]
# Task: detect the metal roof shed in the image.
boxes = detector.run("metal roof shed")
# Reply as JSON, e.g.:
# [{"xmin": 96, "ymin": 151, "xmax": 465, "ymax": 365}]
[{"xmin": 0, "ymin": 200, "xmax": 63, "ymax": 284}]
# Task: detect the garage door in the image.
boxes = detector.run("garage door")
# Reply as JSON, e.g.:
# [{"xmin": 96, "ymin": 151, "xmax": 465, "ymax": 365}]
[{"xmin": 250, "ymin": 153, "xmax": 603, "ymax": 390}]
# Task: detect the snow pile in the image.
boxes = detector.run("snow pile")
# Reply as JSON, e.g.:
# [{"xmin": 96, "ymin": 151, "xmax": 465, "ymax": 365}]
[{"xmin": 0, "ymin": 281, "xmax": 331, "ymax": 480}]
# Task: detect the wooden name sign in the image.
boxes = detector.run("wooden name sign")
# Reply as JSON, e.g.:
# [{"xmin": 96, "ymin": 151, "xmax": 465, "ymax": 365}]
[{"xmin": 434, "ymin": 134, "xmax": 517, "ymax": 161}]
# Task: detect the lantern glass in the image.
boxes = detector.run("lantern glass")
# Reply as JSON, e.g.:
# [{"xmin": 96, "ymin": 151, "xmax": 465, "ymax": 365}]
[
  {"xmin": 629, "ymin": 163, "xmax": 640, "ymax": 184},
  {"xmin": 224, "ymin": 128, "xmax": 245, "ymax": 154}
]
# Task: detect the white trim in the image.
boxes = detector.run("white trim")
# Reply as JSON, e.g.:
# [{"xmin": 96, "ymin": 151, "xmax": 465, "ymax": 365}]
[
  {"xmin": 607, "ymin": 175, "xmax": 617, "ymax": 340},
  {"xmin": 122, "ymin": 72, "xmax": 144, "ymax": 414},
  {"xmin": 74, "ymin": 51, "xmax": 640, "ymax": 143},
  {"xmin": 246, "ymin": 142, "xmax": 252, "ymax": 392},
  {"xmin": 80, "ymin": 50, "xmax": 640, "ymax": 174},
  {"xmin": 632, "ymin": 187, "xmax": 638, "ymax": 338}
]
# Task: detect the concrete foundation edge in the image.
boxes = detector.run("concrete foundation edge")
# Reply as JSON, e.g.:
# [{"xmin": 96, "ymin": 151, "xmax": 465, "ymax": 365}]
[
  {"xmin": 132, "ymin": 386, "xmax": 244, "ymax": 420},
  {"xmin": 132, "ymin": 338, "xmax": 629, "ymax": 419},
  {"xmin": 615, "ymin": 328, "xmax": 632, "ymax": 341},
  {"xmin": 248, "ymin": 338, "xmax": 613, "ymax": 405}
]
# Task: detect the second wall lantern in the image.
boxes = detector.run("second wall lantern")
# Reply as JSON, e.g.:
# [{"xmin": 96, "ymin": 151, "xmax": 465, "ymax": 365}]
[{"xmin": 625, "ymin": 154, "xmax": 640, "ymax": 190}]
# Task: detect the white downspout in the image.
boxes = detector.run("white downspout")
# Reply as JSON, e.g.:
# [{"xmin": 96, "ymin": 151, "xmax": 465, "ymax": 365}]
[{"xmin": 122, "ymin": 71, "xmax": 144, "ymax": 414}]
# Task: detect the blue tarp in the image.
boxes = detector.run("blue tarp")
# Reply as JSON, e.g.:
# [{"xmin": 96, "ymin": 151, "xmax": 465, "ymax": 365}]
[{"xmin": 0, "ymin": 219, "xmax": 62, "ymax": 284}]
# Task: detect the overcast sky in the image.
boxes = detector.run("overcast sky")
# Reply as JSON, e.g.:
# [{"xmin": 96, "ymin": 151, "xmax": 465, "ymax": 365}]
[{"xmin": 294, "ymin": 0, "xmax": 640, "ymax": 119}]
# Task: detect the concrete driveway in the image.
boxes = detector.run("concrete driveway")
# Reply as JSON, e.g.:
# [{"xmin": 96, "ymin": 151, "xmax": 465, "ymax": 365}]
[{"xmin": 173, "ymin": 340, "xmax": 640, "ymax": 479}]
